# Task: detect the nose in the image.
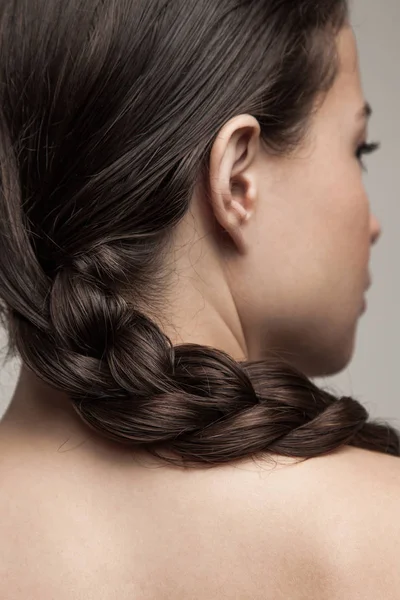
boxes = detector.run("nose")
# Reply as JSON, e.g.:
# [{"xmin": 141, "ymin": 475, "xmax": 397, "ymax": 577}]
[{"xmin": 370, "ymin": 213, "xmax": 382, "ymax": 246}]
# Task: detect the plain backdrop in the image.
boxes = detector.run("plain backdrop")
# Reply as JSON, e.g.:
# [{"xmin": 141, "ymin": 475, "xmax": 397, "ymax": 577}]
[{"xmin": 1, "ymin": 0, "xmax": 400, "ymax": 429}]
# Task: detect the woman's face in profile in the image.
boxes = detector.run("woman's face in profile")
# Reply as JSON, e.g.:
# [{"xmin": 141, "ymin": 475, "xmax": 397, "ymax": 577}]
[{"xmin": 229, "ymin": 27, "xmax": 381, "ymax": 376}]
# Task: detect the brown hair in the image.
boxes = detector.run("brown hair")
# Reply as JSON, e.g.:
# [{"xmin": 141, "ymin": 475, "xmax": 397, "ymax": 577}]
[{"xmin": 0, "ymin": 0, "xmax": 398, "ymax": 468}]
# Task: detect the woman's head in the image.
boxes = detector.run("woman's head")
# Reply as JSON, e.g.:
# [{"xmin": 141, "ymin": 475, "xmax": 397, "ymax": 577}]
[
  {"xmin": 0, "ymin": 0, "xmax": 396, "ymax": 466},
  {"xmin": 192, "ymin": 26, "xmax": 381, "ymax": 377}
]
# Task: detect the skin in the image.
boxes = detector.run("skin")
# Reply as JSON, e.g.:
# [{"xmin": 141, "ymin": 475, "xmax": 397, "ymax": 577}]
[
  {"xmin": 162, "ymin": 25, "xmax": 381, "ymax": 376},
  {"xmin": 1, "ymin": 26, "xmax": 381, "ymax": 453},
  {"xmin": 2, "ymin": 24, "xmax": 400, "ymax": 600}
]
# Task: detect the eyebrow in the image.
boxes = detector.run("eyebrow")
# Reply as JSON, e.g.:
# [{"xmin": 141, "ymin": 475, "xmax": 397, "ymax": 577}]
[{"xmin": 358, "ymin": 102, "xmax": 372, "ymax": 121}]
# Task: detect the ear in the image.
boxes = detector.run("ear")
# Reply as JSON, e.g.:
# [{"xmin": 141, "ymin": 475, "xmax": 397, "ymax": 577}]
[{"xmin": 208, "ymin": 114, "xmax": 261, "ymax": 254}]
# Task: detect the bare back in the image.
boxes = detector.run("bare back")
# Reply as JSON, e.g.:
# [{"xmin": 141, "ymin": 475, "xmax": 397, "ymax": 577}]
[{"xmin": 0, "ymin": 428, "xmax": 400, "ymax": 599}]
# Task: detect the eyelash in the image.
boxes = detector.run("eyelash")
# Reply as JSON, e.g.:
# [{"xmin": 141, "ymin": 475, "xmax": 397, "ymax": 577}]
[{"xmin": 356, "ymin": 141, "xmax": 380, "ymax": 171}]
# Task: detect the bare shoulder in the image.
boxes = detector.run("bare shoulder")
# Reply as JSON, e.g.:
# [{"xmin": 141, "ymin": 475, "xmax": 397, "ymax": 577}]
[
  {"xmin": 248, "ymin": 445, "xmax": 400, "ymax": 599},
  {"xmin": 0, "ymin": 435, "xmax": 399, "ymax": 599},
  {"xmin": 169, "ymin": 444, "xmax": 400, "ymax": 599},
  {"xmin": 313, "ymin": 446, "xmax": 400, "ymax": 598}
]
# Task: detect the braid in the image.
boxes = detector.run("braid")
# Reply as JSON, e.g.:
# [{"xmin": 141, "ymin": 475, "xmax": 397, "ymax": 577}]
[{"xmin": 11, "ymin": 253, "xmax": 400, "ymax": 469}]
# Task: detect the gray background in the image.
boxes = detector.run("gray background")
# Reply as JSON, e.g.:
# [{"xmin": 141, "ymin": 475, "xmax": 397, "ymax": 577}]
[{"xmin": 1, "ymin": 0, "xmax": 400, "ymax": 428}]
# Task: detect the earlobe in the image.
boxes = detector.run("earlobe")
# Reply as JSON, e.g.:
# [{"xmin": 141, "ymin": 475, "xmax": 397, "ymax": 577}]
[{"xmin": 208, "ymin": 114, "xmax": 260, "ymax": 254}]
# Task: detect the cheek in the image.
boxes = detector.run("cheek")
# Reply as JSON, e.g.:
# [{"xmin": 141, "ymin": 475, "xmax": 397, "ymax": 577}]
[
  {"xmin": 323, "ymin": 181, "xmax": 371, "ymax": 266},
  {"xmin": 301, "ymin": 169, "xmax": 371, "ymax": 266},
  {"xmin": 248, "ymin": 176, "xmax": 370, "ymax": 311},
  {"xmin": 261, "ymin": 179, "xmax": 368, "ymax": 255}
]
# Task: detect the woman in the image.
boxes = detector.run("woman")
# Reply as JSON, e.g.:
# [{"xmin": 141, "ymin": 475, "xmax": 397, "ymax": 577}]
[{"xmin": 0, "ymin": 0, "xmax": 399, "ymax": 597}]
